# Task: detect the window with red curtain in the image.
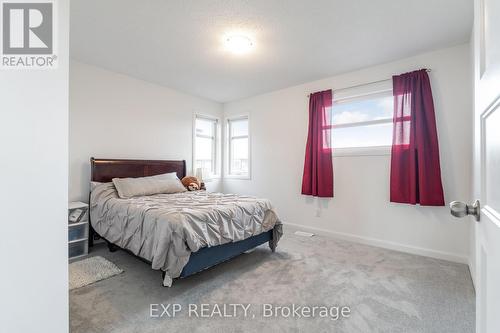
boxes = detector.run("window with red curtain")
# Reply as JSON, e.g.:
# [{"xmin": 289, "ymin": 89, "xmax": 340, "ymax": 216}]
[
  {"xmin": 390, "ymin": 69, "xmax": 444, "ymax": 206},
  {"xmin": 301, "ymin": 89, "xmax": 334, "ymax": 197}
]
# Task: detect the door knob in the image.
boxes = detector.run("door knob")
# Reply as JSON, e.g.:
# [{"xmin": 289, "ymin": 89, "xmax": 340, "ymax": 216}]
[{"xmin": 450, "ymin": 200, "xmax": 480, "ymax": 222}]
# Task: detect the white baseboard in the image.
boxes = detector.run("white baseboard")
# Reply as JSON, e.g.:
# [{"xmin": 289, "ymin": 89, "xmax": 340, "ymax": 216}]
[
  {"xmin": 284, "ymin": 222, "xmax": 469, "ymax": 264},
  {"xmin": 468, "ymin": 259, "xmax": 476, "ymax": 290}
]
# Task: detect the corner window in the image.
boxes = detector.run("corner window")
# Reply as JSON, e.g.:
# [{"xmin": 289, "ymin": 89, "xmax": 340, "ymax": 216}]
[
  {"xmin": 226, "ymin": 116, "xmax": 250, "ymax": 178},
  {"xmin": 194, "ymin": 115, "xmax": 219, "ymax": 178},
  {"xmin": 330, "ymin": 89, "xmax": 393, "ymax": 151}
]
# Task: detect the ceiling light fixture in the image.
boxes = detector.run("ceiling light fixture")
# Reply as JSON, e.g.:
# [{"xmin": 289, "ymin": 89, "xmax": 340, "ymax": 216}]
[{"xmin": 225, "ymin": 35, "xmax": 254, "ymax": 55}]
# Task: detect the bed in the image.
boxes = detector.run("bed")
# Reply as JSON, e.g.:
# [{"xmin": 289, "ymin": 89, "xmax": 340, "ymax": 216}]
[{"xmin": 88, "ymin": 157, "xmax": 282, "ymax": 286}]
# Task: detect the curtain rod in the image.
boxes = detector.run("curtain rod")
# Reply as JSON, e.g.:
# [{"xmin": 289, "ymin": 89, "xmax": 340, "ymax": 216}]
[{"xmin": 307, "ymin": 69, "xmax": 431, "ymax": 97}]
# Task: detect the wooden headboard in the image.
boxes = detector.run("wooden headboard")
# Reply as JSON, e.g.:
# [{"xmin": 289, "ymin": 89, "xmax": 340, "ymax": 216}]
[{"xmin": 90, "ymin": 158, "xmax": 186, "ymax": 182}]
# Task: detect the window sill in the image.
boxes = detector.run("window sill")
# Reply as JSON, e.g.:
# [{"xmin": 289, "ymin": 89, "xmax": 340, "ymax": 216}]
[
  {"xmin": 224, "ymin": 174, "xmax": 251, "ymax": 180},
  {"xmin": 333, "ymin": 146, "xmax": 391, "ymax": 157}
]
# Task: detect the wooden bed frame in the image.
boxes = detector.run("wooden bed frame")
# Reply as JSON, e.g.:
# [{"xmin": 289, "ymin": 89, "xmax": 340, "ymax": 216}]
[{"xmin": 89, "ymin": 157, "xmax": 277, "ymax": 286}]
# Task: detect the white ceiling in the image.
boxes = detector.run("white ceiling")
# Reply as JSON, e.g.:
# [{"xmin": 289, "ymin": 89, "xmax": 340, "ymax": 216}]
[{"xmin": 70, "ymin": 0, "xmax": 473, "ymax": 103}]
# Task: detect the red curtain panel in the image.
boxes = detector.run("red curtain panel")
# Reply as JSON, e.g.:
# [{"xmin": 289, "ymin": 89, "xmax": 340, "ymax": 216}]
[
  {"xmin": 390, "ymin": 69, "xmax": 444, "ymax": 206},
  {"xmin": 301, "ymin": 89, "xmax": 334, "ymax": 197}
]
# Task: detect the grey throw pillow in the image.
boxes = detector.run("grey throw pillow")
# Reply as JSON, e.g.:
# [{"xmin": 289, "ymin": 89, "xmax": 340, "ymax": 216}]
[{"xmin": 112, "ymin": 172, "xmax": 186, "ymax": 198}]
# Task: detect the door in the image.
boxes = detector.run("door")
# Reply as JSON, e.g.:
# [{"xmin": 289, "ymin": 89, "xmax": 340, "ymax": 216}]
[{"xmin": 473, "ymin": 0, "xmax": 500, "ymax": 332}]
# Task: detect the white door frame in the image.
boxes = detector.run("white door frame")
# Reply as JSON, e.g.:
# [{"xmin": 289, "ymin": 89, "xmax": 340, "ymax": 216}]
[{"xmin": 472, "ymin": 0, "xmax": 500, "ymax": 332}]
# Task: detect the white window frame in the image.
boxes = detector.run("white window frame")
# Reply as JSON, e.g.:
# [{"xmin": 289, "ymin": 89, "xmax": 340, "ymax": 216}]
[
  {"xmin": 331, "ymin": 87, "xmax": 393, "ymax": 157},
  {"xmin": 225, "ymin": 114, "xmax": 251, "ymax": 179},
  {"xmin": 193, "ymin": 113, "xmax": 221, "ymax": 180}
]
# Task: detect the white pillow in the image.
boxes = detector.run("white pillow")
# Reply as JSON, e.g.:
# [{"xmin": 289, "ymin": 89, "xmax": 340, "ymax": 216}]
[
  {"xmin": 90, "ymin": 181, "xmax": 104, "ymax": 192},
  {"xmin": 112, "ymin": 172, "xmax": 186, "ymax": 198}
]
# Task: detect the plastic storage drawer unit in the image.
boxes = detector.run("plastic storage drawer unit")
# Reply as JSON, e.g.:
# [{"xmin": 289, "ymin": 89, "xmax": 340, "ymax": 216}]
[
  {"xmin": 69, "ymin": 240, "xmax": 87, "ymax": 259},
  {"xmin": 69, "ymin": 223, "xmax": 88, "ymax": 242}
]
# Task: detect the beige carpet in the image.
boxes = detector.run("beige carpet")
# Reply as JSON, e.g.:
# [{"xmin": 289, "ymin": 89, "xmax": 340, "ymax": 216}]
[
  {"xmin": 69, "ymin": 256, "xmax": 123, "ymax": 290},
  {"xmin": 70, "ymin": 228, "xmax": 474, "ymax": 332}
]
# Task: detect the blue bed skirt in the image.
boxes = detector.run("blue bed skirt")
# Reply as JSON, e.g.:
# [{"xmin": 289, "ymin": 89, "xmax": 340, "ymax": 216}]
[{"xmin": 180, "ymin": 229, "xmax": 274, "ymax": 278}]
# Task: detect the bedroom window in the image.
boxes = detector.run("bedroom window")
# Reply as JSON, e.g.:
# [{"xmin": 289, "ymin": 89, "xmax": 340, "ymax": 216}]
[
  {"xmin": 330, "ymin": 85, "xmax": 394, "ymax": 155},
  {"xmin": 226, "ymin": 115, "xmax": 250, "ymax": 178},
  {"xmin": 194, "ymin": 115, "xmax": 219, "ymax": 178}
]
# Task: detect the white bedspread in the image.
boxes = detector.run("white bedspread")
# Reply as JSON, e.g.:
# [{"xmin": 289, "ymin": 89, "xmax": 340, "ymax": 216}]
[{"xmin": 90, "ymin": 183, "xmax": 282, "ymax": 279}]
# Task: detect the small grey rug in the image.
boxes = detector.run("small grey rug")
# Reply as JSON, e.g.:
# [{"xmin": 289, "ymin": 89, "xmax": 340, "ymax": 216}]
[{"xmin": 69, "ymin": 256, "xmax": 123, "ymax": 290}]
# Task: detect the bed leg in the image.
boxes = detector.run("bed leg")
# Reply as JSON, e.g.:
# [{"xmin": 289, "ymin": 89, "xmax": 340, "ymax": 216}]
[
  {"xmin": 107, "ymin": 241, "xmax": 118, "ymax": 252},
  {"xmin": 88, "ymin": 225, "xmax": 94, "ymax": 248}
]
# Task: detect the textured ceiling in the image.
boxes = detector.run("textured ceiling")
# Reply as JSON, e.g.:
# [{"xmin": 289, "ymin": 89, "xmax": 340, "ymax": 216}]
[{"xmin": 70, "ymin": 0, "xmax": 473, "ymax": 102}]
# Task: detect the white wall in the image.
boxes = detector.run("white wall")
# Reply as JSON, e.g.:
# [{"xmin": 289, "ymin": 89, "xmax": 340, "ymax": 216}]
[
  {"xmin": 0, "ymin": 1, "xmax": 69, "ymax": 332},
  {"xmin": 223, "ymin": 44, "xmax": 473, "ymax": 263},
  {"xmin": 69, "ymin": 61, "xmax": 223, "ymax": 202}
]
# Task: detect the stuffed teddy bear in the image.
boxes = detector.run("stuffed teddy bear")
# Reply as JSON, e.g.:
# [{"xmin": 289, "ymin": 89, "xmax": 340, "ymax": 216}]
[{"xmin": 181, "ymin": 176, "xmax": 201, "ymax": 191}]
